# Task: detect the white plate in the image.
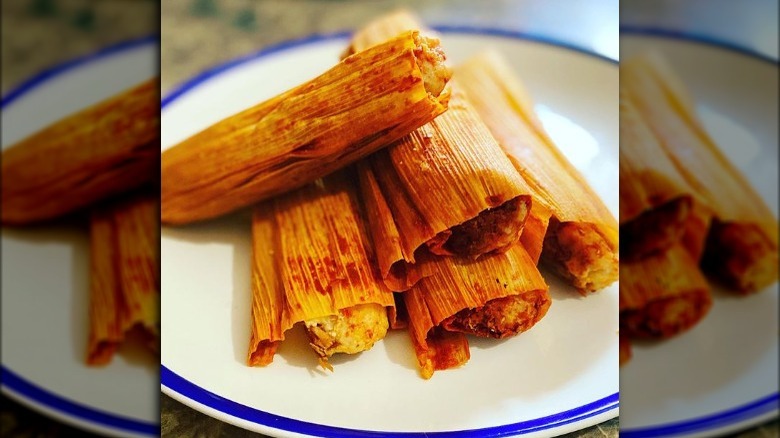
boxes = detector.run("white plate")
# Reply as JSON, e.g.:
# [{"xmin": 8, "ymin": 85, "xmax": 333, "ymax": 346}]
[
  {"xmin": 1, "ymin": 38, "xmax": 159, "ymax": 437},
  {"xmin": 620, "ymin": 30, "xmax": 780, "ymax": 437},
  {"xmin": 161, "ymin": 29, "xmax": 619, "ymax": 437}
]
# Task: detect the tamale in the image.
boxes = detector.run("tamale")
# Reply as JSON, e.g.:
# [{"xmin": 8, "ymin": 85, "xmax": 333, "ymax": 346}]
[
  {"xmin": 519, "ymin": 201, "xmax": 553, "ymax": 265},
  {"xmin": 87, "ymin": 193, "xmax": 159, "ymax": 365},
  {"xmin": 348, "ymin": 16, "xmax": 533, "ymax": 291},
  {"xmin": 620, "ymin": 244, "xmax": 712, "ymax": 339},
  {"xmin": 457, "ymin": 51, "xmax": 619, "ymax": 293},
  {"xmin": 622, "ymin": 53, "xmax": 778, "ymax": 293},
  {"xmin": 619, "ymin": 90, "xmax": 713, "ymax": 260},
  {"xmin": 162, "ymin": 31, "xmax": 451, "ymax": 225},
  {"xmin": 405, "ymin": 244, "xmax": 550, "ymax": 379},
  {"xmin": 2, "ymin": 78, "xmax": 158, "ymax": 225},
  {"xmin": 247, "ymin": 171, "xmax": 395, "ymax": 368}
]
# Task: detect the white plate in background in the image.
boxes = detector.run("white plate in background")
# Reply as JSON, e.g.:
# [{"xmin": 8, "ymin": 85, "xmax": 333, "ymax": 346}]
[
  {"xmin": 620, "ymin": 31, "xmax": 779, "ymax": 438},
  {"xmin": 1, "ymin": 38, "xmax": 160, "ymax": 438},
  {"xmin": 161, "ymin": 29, "xmax": 619, "ymax": 438}
]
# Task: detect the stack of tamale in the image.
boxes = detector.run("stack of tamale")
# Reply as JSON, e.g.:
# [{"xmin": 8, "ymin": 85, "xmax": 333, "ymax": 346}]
[{"xmin": 161, "ymin": 10, "xmax": 620, "ymax": 378}]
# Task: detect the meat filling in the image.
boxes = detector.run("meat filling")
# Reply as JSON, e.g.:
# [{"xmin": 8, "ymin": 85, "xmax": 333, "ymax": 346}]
[
  {"xmin": 541, "ymin": 219, "xmax": 618, "ymax": 293},
  {"xmin": 426, "ymin": 197, "xmax": 527, "ymax": 258},
  {"xmin": 304, "ymin": 303, "xmax": 389, "ymax": 360},
  {"xmin": 412, "ymin": 34, "xmax": 450, "ymax": 97},
  {"xmin": 440, "ymin": 291, "xmax": 550, "ymax": 339}
]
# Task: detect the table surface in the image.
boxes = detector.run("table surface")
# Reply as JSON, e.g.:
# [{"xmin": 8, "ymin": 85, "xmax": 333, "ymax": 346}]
[{"xmin": 1, "ymin": 0, "xmax": 777, "ymax": 437}]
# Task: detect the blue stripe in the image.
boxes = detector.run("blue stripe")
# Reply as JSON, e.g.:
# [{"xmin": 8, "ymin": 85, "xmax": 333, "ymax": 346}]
[
  {"xmin": 1, "ymin": 34, "xmax": 159, "ymax": 108},
  {"xmin": 620, "ymin": 26, "xmax": 779, "ymax": 64},
  {"xmin": 2, "ymin": 37, "xmax": 159, "ymax": 435},
  {"xmin": 621, "ymin": 393, "xmax": 779, "ymax": 437},
  {"xmin": 162, "ymin": 366, "xmax": 617, "ymax": 437},
  {"xmin": 2, "ymin": 366, "xmax": 159, "ymax": 435}
]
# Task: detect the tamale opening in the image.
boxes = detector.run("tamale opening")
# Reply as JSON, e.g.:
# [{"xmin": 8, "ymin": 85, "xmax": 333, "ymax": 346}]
[
  {"xmin": 426, "ymin": 196, "xmax": 529, "ymax": 258},
  {"xmin": 441, "ymin": 290, "xmax": 550, "ymax": 339}
]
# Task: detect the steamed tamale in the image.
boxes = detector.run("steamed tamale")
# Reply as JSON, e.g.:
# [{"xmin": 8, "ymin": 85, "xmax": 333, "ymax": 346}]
[
  {"xmin": 348, "ymin": 15, "xmax": 532, "ymax": 291},
  {"xmin": 619, "ymin": 91, "xmax": 713, "ymax": 261},
  {"xmin": 162, "ymin": 31, "xmax": 451, "ymax": 225},
  {"xmin": 620, "ymin": 244, "xmax": 712, "ymax": 339},
  {"xmin": 247, "ymin": 171, "xmax": 395, "ymax": 369},
  {"xmin": 622, "ymin": 53, "xmax": 778, "ymax": 293},
  {"xmin": 457, "ymin": 51, "xmax": 619, "ymax": 293},
  {"xmin": 87, "ymin": 193, "xmax": 159, "ymax": 365},
  {"xmin": 405, "ymin": 244, "xmax": 550, "ymax": 379},
  {"xmin": 2, "ymin": 79, "xmax": 158, "ymax": 225}
]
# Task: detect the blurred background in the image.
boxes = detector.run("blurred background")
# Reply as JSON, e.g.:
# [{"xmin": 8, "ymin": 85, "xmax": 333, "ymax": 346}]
[
  {"xmin": 619, "ymin": 0, "xmax": 778, "ymax": 437},
  {"xmin": 2, "ymin": 1, "xmax": 157, "ymax": 437}
]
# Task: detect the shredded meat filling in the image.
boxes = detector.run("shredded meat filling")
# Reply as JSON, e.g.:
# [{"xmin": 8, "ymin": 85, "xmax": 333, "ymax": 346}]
[
  {"xmin": 541, "ymin": 219, "xmax": 618, "ymax": 293},
  {"xmin": 440, "ymin": 291, "xmax": 550, "ymax": 339},
  {"xmin": 426, "ymin": 197, "xmax": 527, "ymax": 258},
  {"xmin": 304, "ymin": 303, "xmax": 389, "ymax": 360}
]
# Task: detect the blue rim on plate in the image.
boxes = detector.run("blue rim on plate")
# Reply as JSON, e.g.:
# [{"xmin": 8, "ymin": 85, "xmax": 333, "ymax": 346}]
[
  {"xmin": 161, "ymin": 26, "xmax": 620, "ymax": 438},
  {"xmin": 1, "ymin": 35, "xmax": 160, "ymax": 437},
  {"xmin": 620, "ymin": 26, "xmax": 779, "ymax": 64},
  {"xmin": 620, "ymin": 26, "xmax": 779, "ymax": 437}
]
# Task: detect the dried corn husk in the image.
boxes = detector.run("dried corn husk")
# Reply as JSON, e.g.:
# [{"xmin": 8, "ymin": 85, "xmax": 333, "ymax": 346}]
[
  {"xmin": 347, "ymin": 16, "xmax": 531, "ymax": 291},
  {"xmin": 404, "ymin": 244, "xmax": 550, "ymax": 378},
  {"xmin": 162, "ymin": 31, "xmax": 451, "ymax": 225},
  {"xmin": 2, "ymin": 79, "xmax": 159, "ymax": 225},
  {"xmin": 247, "ymin": 171, "xmax": 395, "ymax": 368},
  {"xmin": 457, "ymin": 51, "xmax": 618, "ymax": 293}
]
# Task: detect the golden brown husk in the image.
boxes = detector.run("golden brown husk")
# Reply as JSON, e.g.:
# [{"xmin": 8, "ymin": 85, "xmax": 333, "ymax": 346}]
[
  {"xmin": 622, "ymin": 53, "xmax": 778, "ymax": 292},
  {"xmin": 404, "ymin": 244, "xmax": 550, "ymax": 378},
  {"xmin": 162, "ymin": 31, "xmax": 450, "ymax": 225},
  {"xmin": 457, "ymin": 51, "xmax": 618, "ymax": 293},
  {"xmin": 2, "ymin": 79, "xmax": 159, "ymax": 225},
  {"xmin": 347, "ymin": 17, "xmax": 531, "ymax": 291},
  {"xmin": 247, "ymin": 171, "xmax": 395, "ymax": 367},
  {"xmin": 87, "ymin": 193, "xmax": 159, "ymax": 365}
]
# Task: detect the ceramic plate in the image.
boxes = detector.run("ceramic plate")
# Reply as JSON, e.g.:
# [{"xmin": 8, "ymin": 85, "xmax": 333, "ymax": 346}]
[
  {"xmin": 620, "ymin": 29, "xmax": 779, "ymax": 437},
  {"xmin": 1, "ymin": 37, "xmax": 160, "ymax": 438},
  {"xmin": 161, "ymin": 29, "xmax": 619, "ymax": 437}
]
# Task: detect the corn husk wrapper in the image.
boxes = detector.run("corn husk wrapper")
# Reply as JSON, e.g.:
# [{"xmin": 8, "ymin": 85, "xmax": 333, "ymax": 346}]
[
  {"xmin": 87, "ymin": 194, "xmax": 159, "ymax": 365},
  {"xmin": 348, "ymin": 15, "xmax": 532, "ymax": 291},
  {"xmin": 457, "ymin": 51, "xmax": 619, "ymax": 293},
  {"xmin": 622, "ymin": 53, "xmax": 778, "ymax": 293},
  {"xmin": 620, "ymin": 244, "xmax": 712, "ymax": 339},
  {"xmin": 162, "ymin": 31, "xmax": 450, "ymax": 225},
  {"xmin": 247, "ymin": 171, "xmax": 395, "ymax": 367},
  {"xmin": 2, "ymin": 79, "xmax": 159, "ymax": 225},
  {"xmin": 405, "ymin": 244, "xmax": 550, "ymax": 379}
]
